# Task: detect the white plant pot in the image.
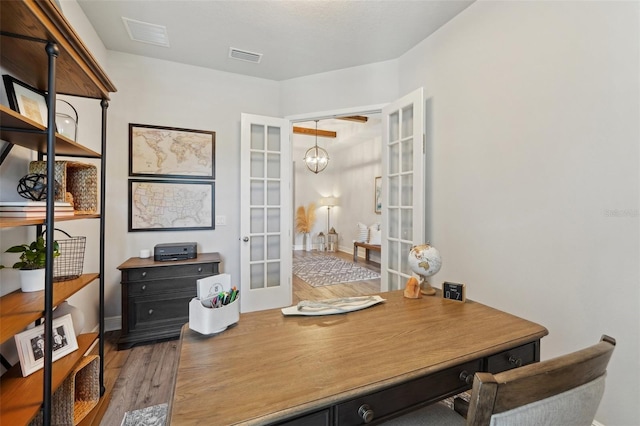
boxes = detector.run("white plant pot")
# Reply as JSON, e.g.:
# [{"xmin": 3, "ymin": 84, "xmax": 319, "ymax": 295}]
[{"xmin": 19, "ymin": 268, "xmax": 46, "ymax": 292}]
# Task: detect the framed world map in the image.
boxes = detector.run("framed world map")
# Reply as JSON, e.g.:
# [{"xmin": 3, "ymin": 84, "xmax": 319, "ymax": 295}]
[
  {"xmin": 129, "ymin": 123, "xmax": 215, "ymax": 179},
  {"xmin": 128, "ymin": 180, "xmax": 215, "ymax": 231}
]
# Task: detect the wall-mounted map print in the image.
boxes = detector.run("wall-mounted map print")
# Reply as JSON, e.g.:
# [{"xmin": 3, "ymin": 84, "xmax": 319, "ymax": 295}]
[
  {"xmin": 129, "ymin": 180, "xmax": 215, "ymax": 231},
  {"xmin": 129, "ymin": 123, "xmax": 215, "ymax": 179}
]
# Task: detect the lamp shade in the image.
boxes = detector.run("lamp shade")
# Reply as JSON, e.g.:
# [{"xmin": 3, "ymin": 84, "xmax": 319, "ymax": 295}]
[{"xmin": 319, "ymin": 196, "xmax": 339, "ymax": 207}]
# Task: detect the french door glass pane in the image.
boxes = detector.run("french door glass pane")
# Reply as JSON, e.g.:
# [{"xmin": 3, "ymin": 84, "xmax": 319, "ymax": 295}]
[
  {"xmin": 389, "ymin": 111, "xmax": 399, "ymax": 141},
  {"xmin": 251, "ymin": 152, "xmax": 264, "ymax": 177},
  {"xmin": 401, "ymin": 138, "xmax": 413, "ymax": 172},
  {"xmin": 401, "ymin": 105, "xmax": 413, "ymax": 137},
  {"xmin": 251, "ymin": 124, "xmax": 264, "ymax": 149},
  {"xmin": 250, "ymin": 180, "xmax": 264, "ymax": 205},
  {"xmin": 267, "ymin": 153, "xmax": 280, "ymax": 178},
  {"xmin": 401, "ymin": 174, "xmax": 413, "ymax": 206},
  {"xmin": 267, "ymin": 181, "xmax": 280, "ymax": 205},
  {"xmin": 389, "ymin": 208, "xmax": 399, "ymax": 239},
  {"xmin": 267, "ymin": 126, "xmax": 281, "ymax": 151},
  {"xmin": 267, "ymin": 235, "xmax": 280, "ymax": 260},
  {"xmin": 250, "ymin": 263, "xmax": 264, "ymax": 289},
  {"xmin": 250, "ymin": 236, "xmax": 264, "ymax": 261},
  {"xmin": 250, "ymin": 208, "xmax": 264, "ymax": 233},
  {"xmin": 266, "ymin": 262, "xmax": 280, "ymax": 287}
]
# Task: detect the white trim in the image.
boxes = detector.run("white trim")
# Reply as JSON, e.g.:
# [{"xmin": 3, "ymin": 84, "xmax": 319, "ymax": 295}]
[
  {"xmin": 592, "ymin": 420, "xmax": 605, "ymax": 426},
  {"xmin": 285, "ymin": 103, "xmax": 386, "ymax": 123},
  {"xmin": 105, "ymin": 316, "xmax": 121, "ymax": 332}
]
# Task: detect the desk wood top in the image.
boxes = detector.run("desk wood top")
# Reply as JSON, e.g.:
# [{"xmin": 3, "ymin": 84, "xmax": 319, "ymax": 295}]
[{"xmin": 169, "ymin": 290, "xmax": 547, "ymax": 425}]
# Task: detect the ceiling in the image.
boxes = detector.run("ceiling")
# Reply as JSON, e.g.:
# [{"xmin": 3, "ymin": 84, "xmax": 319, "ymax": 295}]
[{"xmin": 76, "ymin": 0, "xmax": 474, "ymax": 82}]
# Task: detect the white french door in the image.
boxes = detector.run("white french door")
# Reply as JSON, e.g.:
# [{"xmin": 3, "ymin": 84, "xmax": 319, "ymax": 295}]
[
  {"xmin": 381, "ymin": 88, "xmax": 425, "ymax": 291},
  {"xmin": 240, "ymin": 113, "xmax": 292, "ymax": 312}
]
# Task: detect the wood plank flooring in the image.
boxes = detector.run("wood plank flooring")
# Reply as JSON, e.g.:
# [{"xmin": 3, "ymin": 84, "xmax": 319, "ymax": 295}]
[{"xmin": 99, "ymin": 250, "xmax": 380, "ymax": 425}]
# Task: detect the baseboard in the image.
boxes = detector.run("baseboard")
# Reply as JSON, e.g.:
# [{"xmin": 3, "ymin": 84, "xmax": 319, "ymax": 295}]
[
  {"xmin": 592, "ymin": 420, "xmax": 605, "ymax": 426},
  {"xmin": 105, "ymin": 316, "xmax": 121, "ymax": 332}
]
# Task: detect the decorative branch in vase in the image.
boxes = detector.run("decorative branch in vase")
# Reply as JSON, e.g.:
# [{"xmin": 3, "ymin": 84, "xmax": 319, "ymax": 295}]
[{"xmin": 295, "ymin": 203, "xmax": 316, "ymax": 251}]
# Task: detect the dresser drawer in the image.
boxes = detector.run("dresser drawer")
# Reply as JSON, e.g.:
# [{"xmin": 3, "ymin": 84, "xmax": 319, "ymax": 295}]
[
  {"xmin": 129, "ymin": 293, "xmax": 194, "ymax": 332},
  {"xmin": 275, "ymin": 409, "xmax": 330, "ymax": 426},
  {"xmin": 124, "ymin": 262, "xmax": 216, "ymax": 282},
  {"xmin": 127, "ymin": 276, "xmax": 201, "ymax": 297},
  {"xmin": 486, "ymin": 342, "xmax": 539, "ymax": 373},
  {"xmin": 335, "ymin": 359, "xmax": 482, "ymax": 425}
]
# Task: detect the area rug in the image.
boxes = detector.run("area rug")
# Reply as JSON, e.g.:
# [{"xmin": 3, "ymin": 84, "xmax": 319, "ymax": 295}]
[
  {"xmin": 121, "ymin": 403, "xmax": 167, "ymax": 426},
  {"xmin": 293, "ymin": 254, "xmax": 380, "ymax": 287}
]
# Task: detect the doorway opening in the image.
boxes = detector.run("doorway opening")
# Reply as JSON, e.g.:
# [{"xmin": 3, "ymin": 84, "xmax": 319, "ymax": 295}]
[{"xmin": 290, "ymin": 111, "xmax": 383, "ymax": 301}]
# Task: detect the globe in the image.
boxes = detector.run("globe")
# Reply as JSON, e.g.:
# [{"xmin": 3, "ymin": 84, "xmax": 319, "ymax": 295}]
[{"xmin": 408, "ymin": 244, "xmax": 442, "ymax": 295}]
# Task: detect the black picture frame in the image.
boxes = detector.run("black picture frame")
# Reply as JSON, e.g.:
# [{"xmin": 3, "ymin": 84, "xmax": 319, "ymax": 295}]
[
  {"xmin": 128, "ymin": 179, "xmax": 215, "ymax": 232},
  {"xmin": 2, "ymin": 74, "xmax": 50, "ymax": 127},
  {"xmin": 129, "ymin": 123, "xmax": 216, "ymax": 179}
]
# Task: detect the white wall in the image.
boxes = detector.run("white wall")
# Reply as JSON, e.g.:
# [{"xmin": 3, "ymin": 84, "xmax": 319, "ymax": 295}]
[
  {"xmin": 101, "ymin": 52, "xmax": 280, "ymax": 319},
  {"xmin": 397, "ymin": 1, "xmax": 639, "ymax": 424}
]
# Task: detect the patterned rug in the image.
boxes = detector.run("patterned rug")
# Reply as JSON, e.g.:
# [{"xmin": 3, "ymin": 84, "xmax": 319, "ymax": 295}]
[
  {"xmin": 121, "ymin": 403, "xmax": 167, "ymax": 426},
  {"xmin": 293, "ymin": 254, "xmax": 381, "ymax": 287}
]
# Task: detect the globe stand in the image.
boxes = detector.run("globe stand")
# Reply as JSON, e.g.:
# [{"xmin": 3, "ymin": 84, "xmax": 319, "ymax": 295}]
[{"xmin": 418, "ymin": 275, "xmax": 436, "ymax": 296}]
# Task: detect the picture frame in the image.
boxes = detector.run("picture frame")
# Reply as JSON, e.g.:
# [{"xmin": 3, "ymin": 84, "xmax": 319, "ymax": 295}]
[
  {"xmin": 374, "ymin": 176, "xmax": 382, "ymax": 214},
  {"xmin": 129, "ymin": 123, "xmax": 216, "ymax": 179},
  {"xmin": 14, "ymin": 314, "xmax": 78, "ymax": 377},
  {"xmin": 128, "ymin": 179, "xmax": 215, "ymax": 232},
  {"xmin": 2, "ymin": 74, "xmax": 50, "ymax": 127}
]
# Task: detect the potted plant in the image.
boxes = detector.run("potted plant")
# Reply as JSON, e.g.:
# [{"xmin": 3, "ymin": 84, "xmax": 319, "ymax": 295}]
[{"xmin": 0, "ymin": 236, "xmax": 60, "ymax": 292}]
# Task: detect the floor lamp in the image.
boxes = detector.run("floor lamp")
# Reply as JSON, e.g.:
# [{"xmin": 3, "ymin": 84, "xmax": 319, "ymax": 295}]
[{"xmin": 319, "ymin": 196, "xmax": 338, "ymax": 234}]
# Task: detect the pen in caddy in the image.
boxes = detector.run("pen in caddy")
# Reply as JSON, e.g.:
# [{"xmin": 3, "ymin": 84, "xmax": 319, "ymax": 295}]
[{"xmin": 189, "ymin": 274, "xmax": 240, "ymax": 335}]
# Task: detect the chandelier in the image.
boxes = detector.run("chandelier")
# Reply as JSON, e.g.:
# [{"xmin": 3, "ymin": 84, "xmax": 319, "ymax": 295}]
[{"xmin": 304, "ymin": 120, "xmax": 329, "ymax": 174}]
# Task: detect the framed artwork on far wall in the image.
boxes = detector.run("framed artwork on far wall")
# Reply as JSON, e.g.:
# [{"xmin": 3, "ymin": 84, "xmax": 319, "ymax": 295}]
[
  {"xmin": 129, "ymin": 123, "xmax": 216, "ymax": 179},
  {"xmin": 2, "ymin": 74, "xmax": 49, "ymax": 127},
  {"xmin": 128, "ymin": 179, "xmax": 215, "ymax": 232},
  {"xmin": 14, "ymin": 314, "xmax": 78, "ymax": 377},
  {"xmin": 374, "ymin": 176, "xmax": 382, "ymax": 214}
]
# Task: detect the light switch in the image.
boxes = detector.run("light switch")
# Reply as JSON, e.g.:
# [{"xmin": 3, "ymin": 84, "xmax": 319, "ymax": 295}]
[{"xmin": 215, "ymin": 215, "xmax": 226, "ymax": 226}]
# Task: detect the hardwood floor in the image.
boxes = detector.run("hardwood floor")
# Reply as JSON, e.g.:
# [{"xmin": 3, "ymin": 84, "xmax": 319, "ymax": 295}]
[{"xmin": 99, "ymin": 250, "xmax": 380, "ymax": 425}]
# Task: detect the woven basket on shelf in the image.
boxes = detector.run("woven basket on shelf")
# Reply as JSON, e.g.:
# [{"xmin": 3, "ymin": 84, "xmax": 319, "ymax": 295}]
[
  {"xmin": 28, "ymin": 355, "xmax": 100, "ymax": 426},
  {"xmin": 29, "ymin": 161, "xmax": 97, "ymax": 214}
]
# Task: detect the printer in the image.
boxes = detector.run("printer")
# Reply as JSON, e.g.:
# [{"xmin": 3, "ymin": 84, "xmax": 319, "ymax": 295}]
[{"xmin": 154, "ymin": 242, "xmax": 197, "ymax": 261}]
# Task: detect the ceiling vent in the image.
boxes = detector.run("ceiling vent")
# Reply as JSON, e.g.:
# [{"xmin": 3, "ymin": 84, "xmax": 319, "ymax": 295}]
[
  {"xmin": 122, "ymin": 17, "xmax": 170, "ymax": 47},
  {"xmin": 229, "ymin": 47, "xmax": 262, "ymax": 64}
]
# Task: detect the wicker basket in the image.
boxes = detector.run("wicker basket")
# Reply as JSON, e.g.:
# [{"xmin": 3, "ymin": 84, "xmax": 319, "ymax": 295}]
[
  {"xmin": 46, "ymin": 228, "xmax": 86, "ymax": 282},
  {"xmin": 29, "ymin": 161, "xmax": 97, "ymax": 214},
  {"xmin": 28, "ymin": 355, "xmax": 100, "ymax": 426}
]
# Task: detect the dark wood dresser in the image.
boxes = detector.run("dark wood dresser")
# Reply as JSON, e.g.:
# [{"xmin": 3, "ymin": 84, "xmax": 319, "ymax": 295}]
[{"xmin": 117, "ymin": 252, "xmax": 221, "ymax": 349}]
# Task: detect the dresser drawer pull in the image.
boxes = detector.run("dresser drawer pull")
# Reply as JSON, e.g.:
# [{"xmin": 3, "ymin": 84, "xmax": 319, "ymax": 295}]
[
  {"xmin": 141, "ymin": 271, "xmax": 147, "ymax": 278},
  {"xmin": 148, "ymin": 309, "xmax": 154, "ymax": 315},
  {"xmin": 198, "ymin": 267, "xmax": 203, "ymax": 273},
  {"xmin": 459, "ymin": 370, "xmax": 474, "ymax": 385},
  {"xmin": 508, "ymin": 355, "xmax": 523, "ymax": 367},
  {"xmin": 141, "ymin": 285, "xmax": 146, "ymax": 291},
  {"xmin": 358, "ymin": 404, "xmax": 374, "ymax": 423}
]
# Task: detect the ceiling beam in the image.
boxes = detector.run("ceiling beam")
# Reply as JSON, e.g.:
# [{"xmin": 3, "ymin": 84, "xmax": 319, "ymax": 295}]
[
  {"xmin": 293, "ymin": 126, "xmax": 337, "ymax": 138},
  {"xmin": 337, "ymin": 115, "xmax": 368, "ymax": 123}
]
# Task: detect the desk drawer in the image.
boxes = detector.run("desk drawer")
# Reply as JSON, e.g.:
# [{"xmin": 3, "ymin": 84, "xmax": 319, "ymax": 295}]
[
  {"xmin": 487, "ymin": 342, "xmax": 539, "ymax": 373},
  {"xmin": 335, "ymin": 359, "xmax": 481, "ymax": 425},
  {"xmin": 125, "ymin": 263, "xmax": 216, "ymax": 282},
  {"xmin": 276, "ymin": 409, "xmax": 330, "ymax": 426},
  {"xmin": 129, "ymin": 292, "xmax": 193, "ymax": 331}
]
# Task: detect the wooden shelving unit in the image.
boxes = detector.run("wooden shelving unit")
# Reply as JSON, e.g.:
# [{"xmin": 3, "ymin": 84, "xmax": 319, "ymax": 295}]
[{"xmin": 0, "ymin": 1, "xmax": 116, "ymax": 424}]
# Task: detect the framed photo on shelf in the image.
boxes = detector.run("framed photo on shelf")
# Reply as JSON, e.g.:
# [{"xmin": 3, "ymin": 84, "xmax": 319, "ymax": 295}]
[
  {"xmin": 128, "ymin": 179, "xmax": 215, "ymax": 232},
  {"xmin": 2, "ymin": 74, "xmax": 49, "ymax": 127},
  {"xmin": 374, "ymin": 176, "xmax": 382, "ymax": 214},
  {"xmin": 129, "ymin": 123, "xmax": 216, "ymax": 179},
  {"xmin": 14, "ymin": 314, "xmax": 78, "ymax": 377}
]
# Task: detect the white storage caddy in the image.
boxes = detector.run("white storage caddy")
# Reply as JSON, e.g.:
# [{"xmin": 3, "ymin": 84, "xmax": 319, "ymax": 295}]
[{"xmin": 189, "ymin": 274, "xmax": 239, "ymax": 335}]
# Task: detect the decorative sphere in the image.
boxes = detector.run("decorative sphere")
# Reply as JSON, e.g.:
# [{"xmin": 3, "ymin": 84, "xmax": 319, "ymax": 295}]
[
  {"xmin": 408, "ymin": 244, "xmax": 442, "ymax": 278},
  {"xmin": 17, "ymin": 174, "xmax": 48, "ymax": 200}
]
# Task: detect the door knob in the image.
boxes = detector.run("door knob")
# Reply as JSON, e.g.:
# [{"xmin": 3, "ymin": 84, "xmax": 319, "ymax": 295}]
[{"xmin": 242, "ymin": 236, "xmax": 249, "ymax": 242}]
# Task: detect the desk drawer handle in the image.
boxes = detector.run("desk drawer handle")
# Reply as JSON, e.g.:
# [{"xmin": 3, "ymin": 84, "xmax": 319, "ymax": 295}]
[
  {"xmin": 358, "ymin": 404, "xmax": 374, "ymax": 423},
  {"xmin": 141, "ymin": 271, "xmax": 147, "ymax": 278},
  {"xmin": 509, "ymin": 355, "xmax": 523, "ymax": 367},
  {"xmin": 198, "ymin": 267, "xmax": 203, "ymax": 273},
  {"xmin": 459, "ymin": 370, "xmax": 474, "ymax": 385},
  {"xmin": 148, "ymin": 309, "xmax": 154, "ymax": 315},
  {"xmin": 141, "ymin": 285, "xmax": 146, "ymax": 291}
]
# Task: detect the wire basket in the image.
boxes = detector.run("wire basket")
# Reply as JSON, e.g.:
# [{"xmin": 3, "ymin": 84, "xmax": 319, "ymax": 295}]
[{"xmin": 47, "ymin": 228, "xmax": 86, "ymax": 281}]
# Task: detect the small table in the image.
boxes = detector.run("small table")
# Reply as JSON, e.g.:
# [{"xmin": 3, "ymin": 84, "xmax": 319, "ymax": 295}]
[
  {"xmin": 117, "ymin": 252, "xmax": 221, "ymax": 349},
  {"xmin": 169, "ymin": 290, "xmax": 547, "ymax": 425}
]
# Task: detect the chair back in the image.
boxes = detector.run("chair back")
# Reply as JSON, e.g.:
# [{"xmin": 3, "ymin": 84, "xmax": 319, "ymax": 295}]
[{"xmin": 466, "ymin": 335, "xmax": 616, "ymax": 426}]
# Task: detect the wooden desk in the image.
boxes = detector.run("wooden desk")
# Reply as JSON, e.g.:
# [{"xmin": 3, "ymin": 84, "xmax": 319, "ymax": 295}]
[{"xmin": 169, "ymin": 291, "xmax": 547, "ymax": 425}]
